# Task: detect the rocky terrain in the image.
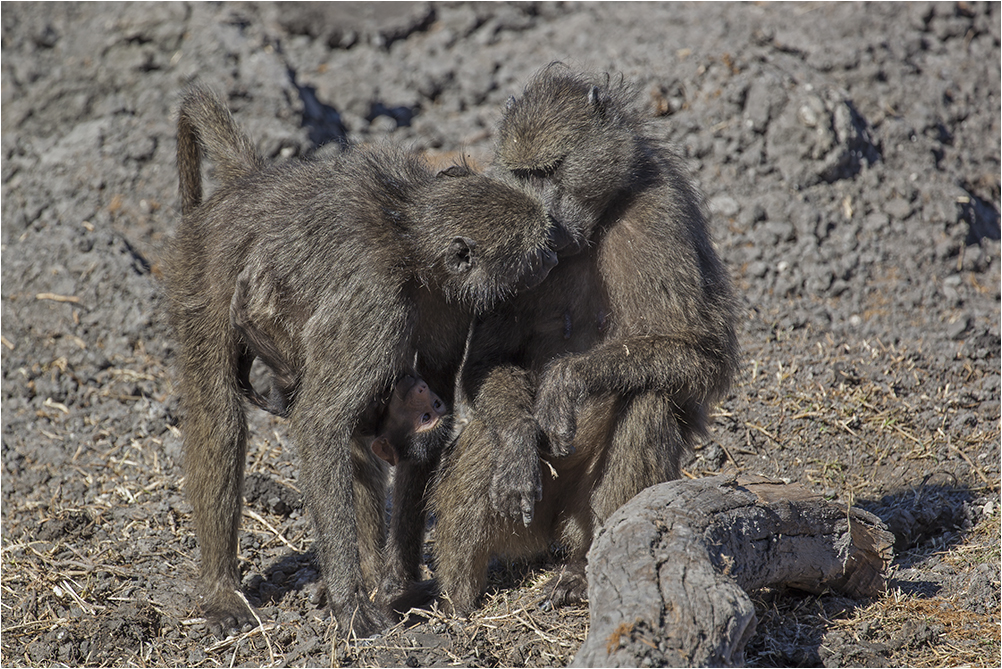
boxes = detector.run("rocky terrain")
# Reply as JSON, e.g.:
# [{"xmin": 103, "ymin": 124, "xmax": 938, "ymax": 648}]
[{"xmin": 2, "ymin": 2, "xmax": 999, "ymax": 666}]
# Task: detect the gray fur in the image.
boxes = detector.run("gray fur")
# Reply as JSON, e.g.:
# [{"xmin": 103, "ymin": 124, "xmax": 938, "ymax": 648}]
[
  {"xmin": 428, "ymin": 65, "xmax": 740, "ymax": 613},
  {"xmin": 164, "ymin": 85, "xmax": 560, "ymax": 637}
]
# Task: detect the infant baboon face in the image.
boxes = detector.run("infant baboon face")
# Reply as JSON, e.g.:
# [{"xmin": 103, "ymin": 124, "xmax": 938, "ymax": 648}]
[{"xmin": 370, "ymin": 374, "xmax": 448, "ymax": 466}]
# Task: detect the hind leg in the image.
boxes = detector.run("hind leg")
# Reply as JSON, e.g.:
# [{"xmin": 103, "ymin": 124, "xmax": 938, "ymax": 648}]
[
  {"xmin": 593, "ymin": 391, "xmax": 690, "ymax": 520},
  {"xmin": 540, "ymin": 392, "xmax": 690, "ymax": 607},
  {"xmin": 175, "ymin": 301, "xmax": 256, "ymax": 636}
]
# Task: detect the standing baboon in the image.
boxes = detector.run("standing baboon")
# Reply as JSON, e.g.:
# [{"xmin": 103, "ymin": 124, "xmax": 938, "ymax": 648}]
[
  {"xmin": 164, "ymin": 85, "xmax": 563, "ymax": 637},
  {"xmin": 428, "ymin": 66, "xmax": 740, "ymax": 613}
]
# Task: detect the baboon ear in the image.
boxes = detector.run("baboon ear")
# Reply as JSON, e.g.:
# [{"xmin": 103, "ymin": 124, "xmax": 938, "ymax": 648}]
[
  {"xmin": 446, "ymin": 237, "xmax": 476, "ymax": 274},
  {"xmin": 437, "ymin": 164, "xmax": 472, "ymax": 178},
  {"xmin": 588, "ymin": 85, "xmax": 604, "ymax": 109},
  {"xmin": 588, "ymin": 85, "xmax": 610, "ymax": 120}
]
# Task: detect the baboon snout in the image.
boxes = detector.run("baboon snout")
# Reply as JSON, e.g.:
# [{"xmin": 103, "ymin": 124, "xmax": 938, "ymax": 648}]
[{"xmin": 547, "ymin": 221, "xmax": 576, "ymax": 253}]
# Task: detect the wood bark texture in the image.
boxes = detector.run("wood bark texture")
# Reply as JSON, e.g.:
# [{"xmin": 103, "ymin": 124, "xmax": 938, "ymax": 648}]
[{"xmin": 571, "ymin": 474, "xmax": 894, "ymax": 668}]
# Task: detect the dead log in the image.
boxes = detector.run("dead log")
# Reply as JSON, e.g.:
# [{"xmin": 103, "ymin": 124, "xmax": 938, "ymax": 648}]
[{"xmin": 571, "ymin": 474, "xmax": 894, "ymax": 668}]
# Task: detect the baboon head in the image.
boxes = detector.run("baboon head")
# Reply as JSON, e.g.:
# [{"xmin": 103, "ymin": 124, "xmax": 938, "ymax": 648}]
[
  {"xmin": 422, "ymin": 166, "xmax": 562, "ymax": 310},
  {"xmin": 370, "ymin": 374, "xmax": 448, "ymax": 466},
  {"xmin": 494, "ymin": 64, "xmax": 645, "ymax": 245}
]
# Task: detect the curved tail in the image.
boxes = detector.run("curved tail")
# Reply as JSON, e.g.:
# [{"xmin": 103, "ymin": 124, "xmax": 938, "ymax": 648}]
[{"xmin": 177, "ymin": 84, "xmax": 263, "ymax": 215}]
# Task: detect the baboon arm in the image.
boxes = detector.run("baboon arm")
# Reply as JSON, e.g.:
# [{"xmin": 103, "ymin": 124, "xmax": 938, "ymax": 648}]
[
  {"xmin": 534, "ymin": 334, "xmax": 735, "ymax": 451},
  {"xmin": 469, "ymin": 364, "xmax": 546, "ymax": 526}
]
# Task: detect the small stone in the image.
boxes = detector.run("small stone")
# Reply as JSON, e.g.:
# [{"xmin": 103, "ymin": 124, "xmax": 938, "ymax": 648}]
[
  {"xmin": 947, "ymin": 315, "xmax": 973, "ymax": 340},
  {"xmin": 709, "ymin": 194, "xmax": 740, "ymax": 218}
]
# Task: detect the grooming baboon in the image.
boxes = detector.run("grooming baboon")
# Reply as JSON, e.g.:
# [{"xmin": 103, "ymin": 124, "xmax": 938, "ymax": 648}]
[
  {"xmin": 428, "ymin": 65, "xmax": 739, "ymax": 613},
  {"xmin": 164, "ymin": 85, "xmax": 562, "ymax": 637}
]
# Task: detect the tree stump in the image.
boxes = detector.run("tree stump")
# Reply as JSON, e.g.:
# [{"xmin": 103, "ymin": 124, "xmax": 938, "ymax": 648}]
[{"xmin": 571, "ymin": 474, "xmax": 894, "ymax": 668}]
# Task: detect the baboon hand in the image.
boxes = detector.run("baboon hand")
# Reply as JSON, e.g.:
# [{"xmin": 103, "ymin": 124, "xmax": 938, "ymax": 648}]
[
  {"xmin": 534, "ymin": 358, "xmax": 583, "ymax": 456},
  {"xmin": 490, "ymin": 453, "xmax": 541, "ymax": 527},
  {"xmin": 489, "ymin": 418, "xmax": 543, "ymax": 526}
]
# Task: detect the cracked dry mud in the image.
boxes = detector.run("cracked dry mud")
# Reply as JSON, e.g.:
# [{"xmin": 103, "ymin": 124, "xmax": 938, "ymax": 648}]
[{"xmin": 2, "ymin": 3, "xmax": 999, "ymax": 667}]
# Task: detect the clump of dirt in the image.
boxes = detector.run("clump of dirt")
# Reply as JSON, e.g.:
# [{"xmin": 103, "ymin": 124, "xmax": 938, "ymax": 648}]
[{"xmin": 2, "ymin": 2, "xmax": 998, "ymax": 667}]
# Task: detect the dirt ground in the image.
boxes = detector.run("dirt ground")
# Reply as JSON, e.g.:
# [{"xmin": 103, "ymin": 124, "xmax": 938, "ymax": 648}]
[{"xmin": 2, "ymin": 2, "xmax": 999, "ymax": 667}]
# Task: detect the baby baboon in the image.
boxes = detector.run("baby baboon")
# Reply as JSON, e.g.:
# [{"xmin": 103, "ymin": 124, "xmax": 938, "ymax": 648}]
[
  {"xmin": 428, "ymin": 65, "xmax": 740, "ymax": 613},
  {"xmin": 236, "ymin": 320, "xmax": 447, "ymax": 466},
  {"xmin": 368, "ymin": 374, "xmax": 448, "ymax": 466},
  {"xmin": 164, "ymin": 85, "xmax": 561, "ymax": 637}
]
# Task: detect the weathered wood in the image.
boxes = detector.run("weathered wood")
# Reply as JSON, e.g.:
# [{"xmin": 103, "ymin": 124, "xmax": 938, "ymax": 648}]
[{"xmin": 571, "ymin": 474, "xmax": 894, "ymax": 668}]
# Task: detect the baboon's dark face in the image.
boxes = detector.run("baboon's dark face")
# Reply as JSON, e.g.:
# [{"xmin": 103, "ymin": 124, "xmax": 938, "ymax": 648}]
[
  {"xmin": 495, "ymin": 69, "xmax": 639, "ymax": 246},
  {"xmin": 428, "ymin": 172, "xmax": 561, "ymax": 310}
]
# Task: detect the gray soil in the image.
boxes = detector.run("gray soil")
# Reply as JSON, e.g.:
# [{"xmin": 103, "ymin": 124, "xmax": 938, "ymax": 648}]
[{"xmin": 2, "ymin": 2, "xmax": 999, "ymax": 667}]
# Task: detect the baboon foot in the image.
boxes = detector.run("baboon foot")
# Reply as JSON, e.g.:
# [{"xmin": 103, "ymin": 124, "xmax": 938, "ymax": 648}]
[
  {"xmin": 203, "ymin": 589, "xmax": 258, "ymax": 638},
  {"xmin": 541, "ymin": 561, "xmax": 588, "ymax": 608},
  {"xmin": 380, "ymin": 579, "xmax": 438, "ymax": 616},
  {"xmin": 435, "ymin": 585, "xmax": 480, "ymax": 619},
  {"xmin": 331, "ymin": 596, "xmax": 394, "ymax": 638}
]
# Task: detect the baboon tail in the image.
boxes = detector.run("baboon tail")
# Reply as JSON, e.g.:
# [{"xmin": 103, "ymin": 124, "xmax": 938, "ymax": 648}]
[{"xmin": 177, "ymin": 84, "xmax": 263, "ymax": 215}]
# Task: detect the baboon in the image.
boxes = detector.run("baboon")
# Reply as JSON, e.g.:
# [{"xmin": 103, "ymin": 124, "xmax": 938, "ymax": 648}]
[
  {"xmin": 233, "ymin": 299, "xmax": 447, "ymax": 467},
  {"xmin": 164, "ymin": 85, "xmax": 563, "ymax": 637},
  {"xmin": 367, "ymin": 374, "xmax": 448, "ymax": 466},
  {"xmin": 428, "ymin": 65, "xmax": 740, "ymax": 613}
]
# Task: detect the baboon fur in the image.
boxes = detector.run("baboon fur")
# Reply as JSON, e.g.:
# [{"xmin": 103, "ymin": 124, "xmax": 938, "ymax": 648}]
[
  {"xmin": 233, "ymin": 301, "xmax": 448, "ymax": 468},
  {"xmin": 164, "ymin": 85, "xmax": 560, "ymax": 637},
  {"xmin": 428, "ymin": 66, "xmax": 740, "ymax": 613}
]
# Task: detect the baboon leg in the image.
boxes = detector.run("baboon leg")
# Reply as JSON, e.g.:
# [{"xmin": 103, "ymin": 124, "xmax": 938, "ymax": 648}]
[
  {"xmin": 290, "ymin": 379, "xmax": 392, "ymax": 637},
  {"xmin": 378, "ymin": 457, "xmax": 435, "ymax": 611},
  {"xmin": 432, "ymin": 416, "xmax": 555, "ymax": 615},
  {"xmin": 540, "ymin": 392, "xmax": 684, "ymax": 608},
  {"xmin": 177, "ymin": 308, "xmax": 254, "ymax": 635},
  {"xmin": 352, "ymin": 436, "xmax": 388, "ymax": 590},
  {"xmin": 593, "ymin": 391, "xmax": 689, "ymax": 521},
  {"xmin": 429, "ymin": 420, "xmax": 500, "ymax": 615}
]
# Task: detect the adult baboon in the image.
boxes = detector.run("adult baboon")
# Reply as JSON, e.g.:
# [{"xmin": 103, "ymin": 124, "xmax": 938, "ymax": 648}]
[
  {"xmin": 428, "ymin": 66, "xmax": 740, "ymax": 613},
  {"xmin": 164, "ymin": 85, "xmax": 562, "ymax": 637}
]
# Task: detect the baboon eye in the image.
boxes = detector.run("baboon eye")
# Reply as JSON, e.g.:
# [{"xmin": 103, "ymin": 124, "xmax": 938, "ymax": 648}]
[
  {"xmin": 433, "ymin": 400, "xmax": 443, "ymax": 410},
  {"xmin": 514, "ymin": 159, "xmax": 562, "ymax": 182},
  {"xmin": 421, "ymin": 413, "xmax": 432, "ymax": 424}
]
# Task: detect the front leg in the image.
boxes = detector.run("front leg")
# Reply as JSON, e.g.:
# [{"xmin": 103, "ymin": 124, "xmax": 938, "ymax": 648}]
[
  {"xmin": 473, "ymin": 365, "xmax": 546, "ymax": 526},
  {"xmin": 291, "ymin": 375, "xmax": 393, "ymax": 637}
]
